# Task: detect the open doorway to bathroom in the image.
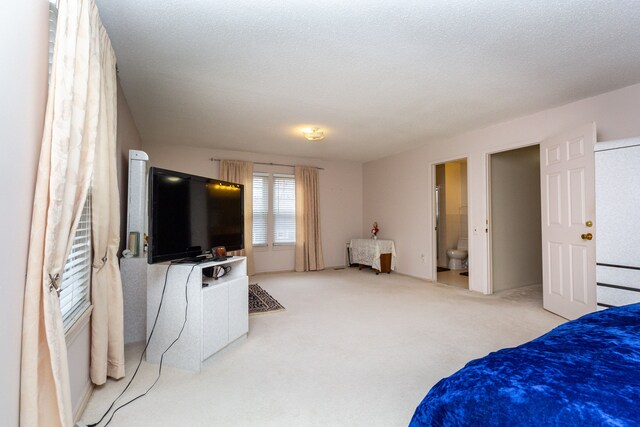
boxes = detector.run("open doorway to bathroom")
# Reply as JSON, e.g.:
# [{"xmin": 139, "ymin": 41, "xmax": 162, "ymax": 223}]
[
  {"xmin": 434, "ymin": 158, "xmax": 468, "ymax": 289},
  {"xmin": 488, "ymin": 145, "xmax": 542, "ymax": 304}
]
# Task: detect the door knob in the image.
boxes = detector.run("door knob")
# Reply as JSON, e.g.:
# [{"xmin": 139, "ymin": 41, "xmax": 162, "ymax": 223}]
[{"xmin": 581, "ymin": 233, "xmax": 593, "ymax": 241}]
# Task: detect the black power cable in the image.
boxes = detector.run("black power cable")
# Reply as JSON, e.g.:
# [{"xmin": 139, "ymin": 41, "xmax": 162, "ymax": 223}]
[{"xmin": 88, "ymin": 263, "xmax": 197, "ymax": 426}]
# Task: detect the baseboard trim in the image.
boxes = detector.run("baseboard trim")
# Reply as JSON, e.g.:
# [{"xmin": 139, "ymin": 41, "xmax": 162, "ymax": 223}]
[
  {"xmin": 251, "ymin": 265, "xmax": 348, "ymax": 276},
  {"xmin": 74, "ymin": 380, "xmax": 94, "ymax": 424},
  {"xmin": 251, "ymin": 268, "xmax": 294, "ymax": 276}
]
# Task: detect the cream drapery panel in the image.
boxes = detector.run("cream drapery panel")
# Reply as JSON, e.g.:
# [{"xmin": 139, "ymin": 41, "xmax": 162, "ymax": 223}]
[
  {"xmin": 20, "ymin": 0, "xmax": 121, "ymax": 425},
  {"xmin": 294, "ymin": 166, "xmax": 324, "ymax": 272},
  {"xmin": 90, "ymin": 29, "xmax": 125, "ymax": 384},
  {"xmin": 219, "ymin": 160, "xmax": 255, "ymax": 275}
]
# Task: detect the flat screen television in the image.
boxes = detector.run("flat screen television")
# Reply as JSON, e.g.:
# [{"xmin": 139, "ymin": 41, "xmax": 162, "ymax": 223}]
[{"xmin": 148, "ymin": 167, "xmax": 244, "ymax": 264}]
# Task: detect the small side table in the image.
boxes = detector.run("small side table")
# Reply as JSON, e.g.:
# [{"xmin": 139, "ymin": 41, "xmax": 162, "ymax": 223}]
[{"xmin": 348, "ymin": 238, "xmax": 397, "ymax": 274}]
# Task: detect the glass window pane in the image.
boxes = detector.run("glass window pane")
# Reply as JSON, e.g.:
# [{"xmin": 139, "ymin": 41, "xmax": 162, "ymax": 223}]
[
  {"xmin": 252, "ymin": 174, "xmax": 269, "ymax": 245},
  {"xmin": 273, "ymin": 175, "xmax": 295, "ymax": 244}
]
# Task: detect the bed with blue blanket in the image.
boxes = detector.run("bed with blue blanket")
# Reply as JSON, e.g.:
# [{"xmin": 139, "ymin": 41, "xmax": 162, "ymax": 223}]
[{"xmin": 410, "ymin": 303, "xmax": 640, "ymax": 426}]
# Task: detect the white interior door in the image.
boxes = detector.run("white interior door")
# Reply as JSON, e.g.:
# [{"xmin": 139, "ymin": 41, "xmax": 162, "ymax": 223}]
[{"xmin": 540, "ymin": 123, "xmax": 597, "ymax": 320}]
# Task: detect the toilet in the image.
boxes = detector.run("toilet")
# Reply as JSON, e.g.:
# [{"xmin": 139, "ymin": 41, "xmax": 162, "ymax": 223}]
[{"xmin": 447, "ymin": 238, "xmax": 468, "ymax": 270}]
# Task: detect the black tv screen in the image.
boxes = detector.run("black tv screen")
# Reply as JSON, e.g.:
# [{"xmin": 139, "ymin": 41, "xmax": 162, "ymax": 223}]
[{"xmin": 148, "ymin": 167, "xmax": 244, "ymax": 264}]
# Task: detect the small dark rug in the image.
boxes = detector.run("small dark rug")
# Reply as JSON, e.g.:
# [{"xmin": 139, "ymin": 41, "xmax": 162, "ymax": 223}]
[
  {"xmin": 249, "ymin": 283, "xmax": 285, "ymax": 315},
  {"xmin": 460, "ymin": 271, "xmax": 469, "ymax": 277},
  {"xmin": 437, "ymin": 266, "xmax": 450, "ymax": 272}
]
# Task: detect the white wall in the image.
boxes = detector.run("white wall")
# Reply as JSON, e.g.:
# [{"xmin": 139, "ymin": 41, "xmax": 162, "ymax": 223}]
[
  {"xmin": 116, "ymin": 81, "xmax": 144, "ymax": 255},
  {"xmin": 67, "ymin": 322, "xmax": 92, "ymax": 419},
  {"xmin": 0, "ymin": 0, "xmax": 48, "ymax": 424},
  {"xmin": 490, "ymin": 145, "xmax": 541, "ymax": 292},
  {"xmin": 363, "ymin": 83, "xmax": 640, "ymax": 293},
  {"xmin": 143, "ymin": 145, "xmax": 363, "ymax": 272}
]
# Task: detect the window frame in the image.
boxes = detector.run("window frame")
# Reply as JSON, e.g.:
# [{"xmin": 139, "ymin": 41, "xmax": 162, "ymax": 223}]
[{"xmin": 251, "ymin": 172, "xmax": 296, "ymax": 248}]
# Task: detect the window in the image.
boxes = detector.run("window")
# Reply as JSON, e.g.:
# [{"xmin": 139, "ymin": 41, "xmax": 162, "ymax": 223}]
[
  {"xmin": 252, "ymin": 173, "xmax": 296, "ymax": 246},
  {"xmin": 252, "ymin": 173, "xmax": 269, "ymax": 246},
  {"xmin": 272, "ymin": 174, "xmax": 296, "ymax": 244},
  {"xmin": 60, "ymin": 193, "xmax": 92, "ymax": 331}
]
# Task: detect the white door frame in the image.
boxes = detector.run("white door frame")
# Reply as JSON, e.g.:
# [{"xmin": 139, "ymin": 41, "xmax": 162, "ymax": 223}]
[
  {"xmin": 430, "ymin": 156, "xmax": 470, "ymax": 284},
  {"xmin": 486, "ymin": 154, "xmax": 494, "ymax": 295}
]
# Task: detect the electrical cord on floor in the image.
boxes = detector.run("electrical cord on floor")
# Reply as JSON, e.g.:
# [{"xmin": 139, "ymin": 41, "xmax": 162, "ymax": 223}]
[{"xmin": 88, "ymin": 263, "xmax": 196, "ymax": 427}]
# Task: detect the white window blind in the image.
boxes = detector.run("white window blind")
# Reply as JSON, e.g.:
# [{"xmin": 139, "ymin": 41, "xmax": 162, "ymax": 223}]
[
  {"xmin": 48, "ymin": 0, "xmax": 58, "ymax": 82},
  {"xmin": 60, "ymin": 193, "xmax": 92, "ymax": 331},
  {"xmin": 273, "ymin": 174, "xmax": 296, "ymax": 245},
  {"xmin": 252, "ymin": 173, "xmax": 269, "ymax": 246}
]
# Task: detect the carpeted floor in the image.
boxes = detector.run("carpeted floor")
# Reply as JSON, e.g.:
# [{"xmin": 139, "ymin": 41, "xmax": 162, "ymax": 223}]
[
  {"xmin": 249, "ymin": 283, "xmax": 285, "ymax": 315},
  {"xmin": 81, "ymin": 270, "xmax": 562, "ymax": 427}
]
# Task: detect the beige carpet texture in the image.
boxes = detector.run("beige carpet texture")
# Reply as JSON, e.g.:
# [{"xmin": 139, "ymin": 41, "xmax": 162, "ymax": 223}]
[{"xmin": 81, "ymin": 268, "xmax": 563, "ymax": 426}]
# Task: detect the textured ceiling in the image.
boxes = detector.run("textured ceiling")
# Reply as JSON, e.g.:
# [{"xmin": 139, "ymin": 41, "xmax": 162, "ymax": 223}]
[{"xmin": 96, "ymin": 0, "xmax": 640, "ymax": 163}]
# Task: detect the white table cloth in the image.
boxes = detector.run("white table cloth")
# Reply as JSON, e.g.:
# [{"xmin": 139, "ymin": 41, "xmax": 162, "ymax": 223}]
[{"xmin": 349, "ymin": 238, "xmax": 397, "ymax": 271}]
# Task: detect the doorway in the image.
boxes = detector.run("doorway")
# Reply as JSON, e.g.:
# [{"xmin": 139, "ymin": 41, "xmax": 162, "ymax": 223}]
[
  {"xmin": 488, "ymin": 145, "xmax": 542, "ymax": 301},
  {"xmin": 435, "ymin": 159, "xmax": 468, "ymax": 289}
]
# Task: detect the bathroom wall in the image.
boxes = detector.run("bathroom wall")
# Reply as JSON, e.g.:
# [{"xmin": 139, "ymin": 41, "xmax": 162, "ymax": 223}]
[
  {"xmin": 490, "ymin": 145, "xmax": 542, "ymax": 292},
  {"xmin": 444, "ymin": 161, "xmax": 468, "ymax": 254},
  {"xmin": 444, "ymin": 163, "xmax": 461, "ymax": 254},
  {"xmin": 460, "ymin": 161, "xmax": 468, "ymax": 237},
  {"xmin": 435, "ymin": 160, "xmax": 468, "ymax": 268}
]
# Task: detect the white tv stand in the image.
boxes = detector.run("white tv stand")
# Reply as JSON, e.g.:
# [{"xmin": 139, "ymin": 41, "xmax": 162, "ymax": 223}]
[{"xmin": 146, "ymin": 256, "xmax": 248, "ymax": 371}]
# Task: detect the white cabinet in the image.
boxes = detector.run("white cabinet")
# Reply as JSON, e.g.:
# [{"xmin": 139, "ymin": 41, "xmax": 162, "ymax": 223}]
[
  {"xmin": 201, "ymin": 283, "xmax": 229, "ymax": 357},
  {"xmin": 228, "ymin": 278, "xmax": 249, "ymax": 342},
  {"xmin": 595, "ymin": 138, "xmax": 640, "ymax": 309},
  {"xmin": 146, "ymin": 256, "xmax": 248, "ymax": 371}
]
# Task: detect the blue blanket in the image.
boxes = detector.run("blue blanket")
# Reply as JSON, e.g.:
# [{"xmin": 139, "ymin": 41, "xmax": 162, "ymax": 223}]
[{"xmin": 410, "ymin": 304, "xmax": 640, "ymax": 426}]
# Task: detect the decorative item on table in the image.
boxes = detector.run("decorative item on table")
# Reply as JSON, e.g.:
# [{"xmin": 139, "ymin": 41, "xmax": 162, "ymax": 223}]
[
  {"xmin": 371, "ymin": 222, "xmax": 379, "ymax": 240},
  {"xmin": 212, "ymin": 246, "xmax": 228, "ymax": 261}
]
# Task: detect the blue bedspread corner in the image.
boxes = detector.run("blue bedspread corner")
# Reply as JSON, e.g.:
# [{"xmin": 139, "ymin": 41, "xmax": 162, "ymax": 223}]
[{"xmin": 410, "ymin": 304, "xmax": 640, "ymax": 426}]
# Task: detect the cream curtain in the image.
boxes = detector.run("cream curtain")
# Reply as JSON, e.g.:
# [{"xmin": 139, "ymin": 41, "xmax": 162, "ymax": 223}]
[
  {"xmin": 90, "ymin": 28, "xmax": 125, "ymax": 384},
  {"xmin": 219, "ymin": 160, "xmax": 255, "ymax": 275},
  {"xmin": 295, "ymin": 166, "xmax": 324, "ymax": 272},
  {"xmin": 20, "ymin": 0, "xmax": 120, "ymax": 425}
]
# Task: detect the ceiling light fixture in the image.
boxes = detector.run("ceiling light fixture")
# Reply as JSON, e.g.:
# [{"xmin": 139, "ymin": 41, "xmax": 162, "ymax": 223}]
[{"xmin": 302, "ymin": 127, "xmax": 325, "ymax": 141}]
